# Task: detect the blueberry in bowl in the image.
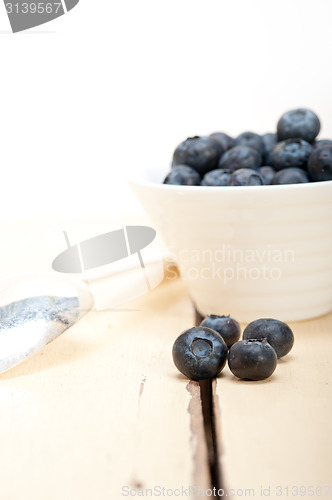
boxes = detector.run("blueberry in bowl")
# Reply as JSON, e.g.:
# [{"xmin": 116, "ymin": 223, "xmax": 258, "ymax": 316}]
[
  {"xmin": 234, "ymin": 131, "xmax": 264, "ymax": 155},
  {"xmin": 262, "ymin": 133, "xmax": 277, "ymax": 165},
  {"xmin": 258, "ymin": 166, "xmax": 276, "ymax": 185},
  {"xmin": 228, "ymin": 168, "xmax": 264, "ymax": 186},
  {"xmin": 163, "ymin": 165, "xmax": 201, "ymax": 186},
  {"xmin": 272, "ymin": 167, "xmax": 310, "ymax": 185},
  {"xmin": 201, "ymin": 169, "xmax": 232, "ymax": 186},
  {"xmin": 163, "ymin": 108, "xmax": 328, "ymax": 186},
  {"xmin": 271, "ymin": 139, "xmax": 313, "ymax": 171},
  {"xmin": 308, "ymin": 145, "xmax": 332, "ymax": 181},
  {"xmin": 172, "ymin": 326, "xmax": 228, "ymax": 380},
  {"xmin": 172, "ymin": 136, "xmax": 224, "ymax": 176},
  {"xmin": 313, "ymin": 139, "xmax": 332, "ymax": 150},
  {"xmin": 218, "ymin": 145, "xmax": 262, "ymax": 172},
  {"xmin": 209, "ymin": 132, "xmax": 235, "ymax": 151},
  {"xmin": 277, "ymin": 108, "xmax": 321, "ymax": 143}
]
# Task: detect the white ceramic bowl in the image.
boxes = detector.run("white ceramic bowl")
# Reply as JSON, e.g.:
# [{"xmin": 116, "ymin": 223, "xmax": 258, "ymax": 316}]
[{"xmin": 129, "ymin": 166, "xmax": 332, "ymax": 322}]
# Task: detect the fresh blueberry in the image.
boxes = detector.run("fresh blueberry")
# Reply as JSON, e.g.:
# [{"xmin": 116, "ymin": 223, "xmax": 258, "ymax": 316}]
[
  {"xmin": 163, "ymin": 165, "xmax": 201, "ymax": 186},
  {"xmin": 228, "ymin": 339, "xmax": 277, "ymax": 381},
  {"xmin": 271, "ymin": 138, "xmax": 313, "ymax": 170},
  {"xmin": 277, "ymin": 108, "xmax": 320, "ymax": 143},
  {"xmin": 234, "ymin": 132, "xmax": 264, "ymax": 155},
  {"xmin": 201, "ymin": 169, "xmax": 232, "ymax": 186},
  {"xmin": 218, "ymin": 145, "xmax": 262, "ymax": 172},
  {"xmin": 172, "ymin": 136, "xmax": 224, "ymax": 176},
  {"xmin": 228, "ymin": 168, "xmax": 264, "ymax": 186},
  {"xmin": 200, "ymin": 315, "xmax": 241, "ymax": 348},
  {"xmin": 172, "ymin": 326, "xmax": 228, "ymax": 380},
  {"xmin": 258, "ymin": 166, "xmax": 276, "ymax": 185},
  {"xmin": 210, "ymin": 132, "xmax": 235, "ymax": 151},
  {"xmin": 272, "ymin": 167, "xmax": 310, "ymax": 184},
  {"xmin": 313, "ymin": 139, "xmax": 332, "ymax": 150},
  {"xmin": 243, "ymin": 318, "xmax": 294, "ymax": 358},
  {"xmin": 262, "ymin": 133, "xmax": 277, "ymax": 165},
  {"xmin": 308, "ymin": 145, "xmax": 332, "ymax": 181}
]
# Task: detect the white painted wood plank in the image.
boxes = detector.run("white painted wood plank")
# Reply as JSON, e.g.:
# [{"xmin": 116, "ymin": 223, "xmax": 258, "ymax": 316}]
[
  {"xmin": 217, "ymin": 313, "xmax": 332, "ymax": 498},
  {"xmin": 0, "ymin": 278, "xmax": 210, "ymax": 500}
]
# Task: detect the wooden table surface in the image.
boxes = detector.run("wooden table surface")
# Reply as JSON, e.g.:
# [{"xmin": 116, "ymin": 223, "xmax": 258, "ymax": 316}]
[{"xmin": 0, "ymin": 275, "xmax": 331, "ymax": 500}]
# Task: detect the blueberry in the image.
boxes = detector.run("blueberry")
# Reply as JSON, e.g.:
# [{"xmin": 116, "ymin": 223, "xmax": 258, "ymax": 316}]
[
  {"xmin": 234, "ymin": 132, "xmax": 264, "ymax": 154},
  {"xmin": 201, "ymin": 169, "xmax": 232, "ymax": 186},
  {"xmin": 313, "ymin": 139, "xmax": 332, "ymax": 150},
  {"xmin": 258, "ymin": 166, "xmax": 276, "ymax": 185},
  {"xmin": 210, "ymin": 132, "xmax": 235, "ymax": 151},
  {"xmin": 228, "ymin": 339, "xmax": 277, "ymax": 381},
  {"xmin": 262, "ymin": 133, "xmax": 277, "ymax": 165},
  {"xmin": 172, "ymin": 326, "xmax": 228, "ymax": 380},
  {"xmin": 163, "ymin": 165, "xmax": 201, "ymax": 186},
  {"xmin": 277, "ymin": 108, "xmax": 320, "ymax": 143},
  {"xmin": 271, "ymin": 167, "xmax": 310, "ymax": 185},
  {"xmin": 200, "ymin": 315, "xmax": 241, "ymax": 348},
  {"xmin": 271, "ymin": 138, "xmax": 313, "ymax": 171},
  {"xmin": 228, "ymin": 168, "xmax": 264, "ymax": 186},
  {"xmin": 218, "ymin": 145, "xmax": 262, "ymax": 172},
  {"xmin": 308, "ymin": 145, "xmax": 332, "ymax": 181},
  {"xmin": 243, "ymin": 318, "xmax": 294, "ymax": 358},
  {"xmin": 172, "ymin": 136, "xmax": 224, "ymax": 176}
]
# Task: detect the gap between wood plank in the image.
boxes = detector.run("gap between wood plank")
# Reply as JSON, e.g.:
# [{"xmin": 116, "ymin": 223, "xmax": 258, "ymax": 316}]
[
  {"xmin": 199, "ymin": 380, "xmax": 223, "ymax": 499},
  {"xmin": 195, "ymin": 307, "xmax": 224, "ymax": 499}
]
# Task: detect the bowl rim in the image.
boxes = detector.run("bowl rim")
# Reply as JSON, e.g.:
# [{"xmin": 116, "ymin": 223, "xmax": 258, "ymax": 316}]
[{"xmin": 128, "ymin": 169, "xmax": 332, "ymax": 193}]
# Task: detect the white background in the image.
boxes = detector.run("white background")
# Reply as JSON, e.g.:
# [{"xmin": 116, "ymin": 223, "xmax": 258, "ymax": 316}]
[{"xmin": 0, "ymin": 0, "xmax": 332, "ymax": 221}]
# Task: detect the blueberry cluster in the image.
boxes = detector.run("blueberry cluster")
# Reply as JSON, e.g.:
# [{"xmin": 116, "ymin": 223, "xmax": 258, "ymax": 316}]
[
  {"xmin": 164, "ymin": 108, "xmax": 332, "ymax": 186},
  {"xmin": 172, "ymin": 316, "xmax": 294, "ymax": 381}
]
